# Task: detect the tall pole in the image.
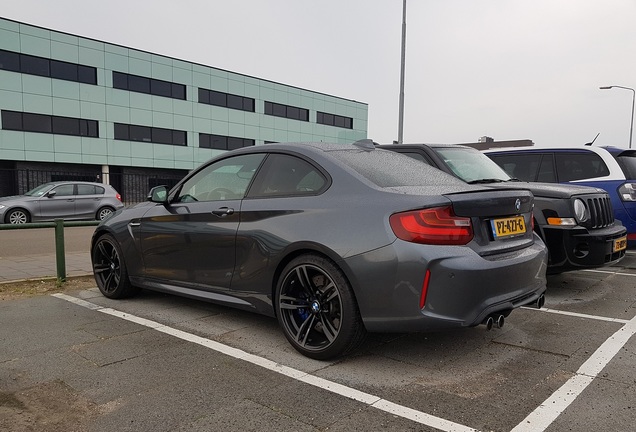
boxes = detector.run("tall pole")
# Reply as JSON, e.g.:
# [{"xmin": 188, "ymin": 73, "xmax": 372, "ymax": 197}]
[
  {"xmin": 630, "ymin": 90, "xmax": 635, "ymax": 149},
  {"xmin": 599, "ymin": 85, "xmax": 635, "ymax": 149},
  {"xmin": 397, "ymin": 0, "xmax": 406, "ymax": 144}
]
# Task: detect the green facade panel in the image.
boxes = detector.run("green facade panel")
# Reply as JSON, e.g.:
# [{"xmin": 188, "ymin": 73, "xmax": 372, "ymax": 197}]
[
  {"xmin": 0, "ymin": 89, "xmax": 22, "ymax": 110},
  {"xmin": 23, "ymin": 93, "xmax": 53, "ymax": 114},
  {"xmin": 51, "ymin": 40, "xmax": 79, "ymax": 63},
  {"xmin": 0, "ymin": 131, "xmax": 25, "ymax": 150},
  {"xmin": 52, "ymin": 97, "xmax": 81, "ymax": 117}
]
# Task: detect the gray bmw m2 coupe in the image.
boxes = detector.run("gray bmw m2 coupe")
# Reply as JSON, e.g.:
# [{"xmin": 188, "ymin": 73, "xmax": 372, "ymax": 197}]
[{"xmin": 91, "ymin": 141, "xmax": 547, "ymax": 359}]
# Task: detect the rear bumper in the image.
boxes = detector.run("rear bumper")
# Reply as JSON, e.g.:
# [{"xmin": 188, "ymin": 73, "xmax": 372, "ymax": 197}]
[
  {"xmin": 345, "ymin": 237, "xmax": 548, "ymax": 333},
  {"xmin": 541, "ymin": 224, "xmax": 627, "ymax": 274}
]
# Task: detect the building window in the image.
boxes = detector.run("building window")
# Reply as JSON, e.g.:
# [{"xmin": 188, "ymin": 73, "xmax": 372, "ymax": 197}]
[
  {"xmin": 0, "ymin": 49, "xmax": 97, "ymax": 85},
  {"xmin": 114, "ymin": 122, "xmax": 187, "ymax": 146},
  {"xmin": 199, "ymin": 133, "xmax": 255, "ymax": 150},
  {"xmin": 317, "ymin": 112, "xmax": 353, "ymax": 129},
  {"xmin": 112, "ymin": 71, "xmax": 186, "ymax": 100},
  {"xmin": 1, "ymin": 110, "xmax": 99, "ymax": 137},
  {"xmin": 264, "ymin": 101, "xmax": 309, "ymax": 122},
  {"xmin": 198, "ymin": 88, "xmax": 255, "ymax": 112}
]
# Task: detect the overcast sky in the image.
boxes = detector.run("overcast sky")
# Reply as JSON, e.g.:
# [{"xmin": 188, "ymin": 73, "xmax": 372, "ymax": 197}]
[{"xmin": 3, "ymin": 0, "xmax": 636, "ymax": 148}]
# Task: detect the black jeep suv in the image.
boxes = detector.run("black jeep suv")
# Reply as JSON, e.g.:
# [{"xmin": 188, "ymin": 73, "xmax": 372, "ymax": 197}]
[{"xmin": 381, "ymin": 143, "xmax": 627, "ymax": 274}]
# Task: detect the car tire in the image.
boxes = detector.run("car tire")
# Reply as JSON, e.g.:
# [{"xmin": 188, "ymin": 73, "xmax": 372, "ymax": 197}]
[
  {"xmin": 96, "ymin": 206, "xmax": 115, "ymax": 221},
  {"xmin": 275, "ymin": 254, "xmax": 366, "ymax": 360},
  {"xmin": 92, "ymin": 233, "xmax": 139, "ymax": 299},
  {"xmin": 6, "ymin": 208, "xmax": 30, "ymax": 224}
]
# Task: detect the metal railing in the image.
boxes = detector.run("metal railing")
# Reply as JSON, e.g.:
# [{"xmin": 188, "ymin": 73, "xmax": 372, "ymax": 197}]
[{"xmin": 0, "ymin": 219, "xmax": 99, "ymax": 282}]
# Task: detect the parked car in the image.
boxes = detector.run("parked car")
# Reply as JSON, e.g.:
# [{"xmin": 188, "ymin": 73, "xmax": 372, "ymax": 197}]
[
  {"xmin": 0, "ymin": 181, "xmax": 124, "ymax": 224},
  {"xmin": 380, "ymin": 144, "xmax": 627, "ymax": 274},
  {"xmin": 91, "ymin": 141, "xmax": 547, "ymax": 359},
  {"xmin": 484, "ymin": 146, "xmax": 636, "ymax": 248}
]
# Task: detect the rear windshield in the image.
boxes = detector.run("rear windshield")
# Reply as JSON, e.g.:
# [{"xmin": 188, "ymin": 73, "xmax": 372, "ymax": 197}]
[
  {"xmin": 613, "ymin": 151, "xmax": 636, "ymax": 179},
  {"xmin": 330, "ymin": 149, "xmax": 463, "ymax": 188}
]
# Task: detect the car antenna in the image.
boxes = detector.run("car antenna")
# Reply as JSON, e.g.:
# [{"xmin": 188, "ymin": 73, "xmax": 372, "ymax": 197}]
[
  {"xmin": 584, "ymin": 133, "xmax": 600, "ymax": 146},
  {"xmin": 352, "ymin": 139, "xmax": 377, "ymax": 151}
]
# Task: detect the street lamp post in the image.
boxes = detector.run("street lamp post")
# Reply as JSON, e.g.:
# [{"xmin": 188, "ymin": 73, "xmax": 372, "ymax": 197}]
[
  {"xmin": 599, "ymin": 85, "xmax": 635, "ymax": 149},
  {"xmin": 397, "ymin": 0, "xmax": 406, "ymax": 144}
]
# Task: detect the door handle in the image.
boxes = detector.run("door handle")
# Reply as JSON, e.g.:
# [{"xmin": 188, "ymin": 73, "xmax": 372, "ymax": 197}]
[{"xmin": 212, "ymin": 207, "xmax": 234, "ymax": 217}]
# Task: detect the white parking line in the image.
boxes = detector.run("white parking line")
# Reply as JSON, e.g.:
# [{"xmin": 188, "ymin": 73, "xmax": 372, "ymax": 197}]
[
  {"xmin": 52, "ymin": 293, "xmax": 479, "ymax": 432},
  {"xmin": 522, "ymin": 307, "xmax": 630, "ymax": 324},
  {"xmin": 583, "ymin": 269, "xmax": 636, "ymax": 277},
  {"xmin": 511, "ymin": 313, "xmax": 636, "ymax": 432}
]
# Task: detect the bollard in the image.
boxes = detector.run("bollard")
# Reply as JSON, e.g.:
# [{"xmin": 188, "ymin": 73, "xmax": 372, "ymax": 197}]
[{"xmin": 54, "ymin": 219, "xmax": 66, "ymax": 282}]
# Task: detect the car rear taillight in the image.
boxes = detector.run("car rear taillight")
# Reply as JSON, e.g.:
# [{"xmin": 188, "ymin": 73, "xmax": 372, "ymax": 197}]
[
  {"xmin": 390, "ymin": 206, "xmax": 473, "ymax": 245},
  {"xmin": 531, "ymin": 212, "xmax": 535, "ymax": 230},
  {"xmin": 116, "ymin": 193, "xmax": 122, "ymax": 201},
  {"xmin": 618, "ymin": 182, "xmax": 636, "ymax": 201}
]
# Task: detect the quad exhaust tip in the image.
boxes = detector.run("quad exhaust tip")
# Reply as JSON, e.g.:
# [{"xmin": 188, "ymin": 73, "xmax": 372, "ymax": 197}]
[
  {"xmin": 530, "ymin": 294, "xmax": 546, "ymax": 309},
  {"xmin": 483, "ymin": 294, "xmax": 546, "ymax": 331},
  {"xmin": 484, "ymin": 314, "xmax": 505, "ymax": 331}
]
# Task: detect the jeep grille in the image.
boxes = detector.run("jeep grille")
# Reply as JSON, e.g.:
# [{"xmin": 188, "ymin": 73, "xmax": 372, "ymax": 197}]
[{"xmin": 585, "ymin": 196, "xmax": 614, "ymax": 228}]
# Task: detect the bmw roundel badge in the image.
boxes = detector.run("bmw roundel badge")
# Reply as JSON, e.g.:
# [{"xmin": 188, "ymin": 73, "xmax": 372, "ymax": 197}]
[{"xmin": 515, "ymin": 198, "xmax": 521, "ymax": 212}]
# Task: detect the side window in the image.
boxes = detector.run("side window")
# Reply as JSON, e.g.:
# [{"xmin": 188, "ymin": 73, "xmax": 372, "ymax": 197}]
[
  {"xmin": 52, "ymin": 185, "xmax": 75, "ymax": 197},
  {"xmin": 176, "ymin": 153, "xmax": 265, "ymax": 202},
  {"xmin": 614, "ymin": 152, "xmax": 636, "ymax": 179},
  {"xmin": 488, "ymin": 154, "xmax": 542, "ymax": 181},
  {"xmin": 536, "ymin": 154, "xmax": 557, "ymax": 182},
  {"xmin": 555, "ymin": 152, "xmax": 610, "ymax": 182},
  {"xmin": 77, "ymin": 184, "xmax": 99, "ymax": 195},
  {"xmin": 248, "ymin": 154, "xmax": 328, "ymax": 198}
]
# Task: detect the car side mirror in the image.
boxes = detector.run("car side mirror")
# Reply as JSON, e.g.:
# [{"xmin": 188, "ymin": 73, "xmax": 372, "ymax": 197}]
[
  {"xmin": 147, "ymin": 185, "xmax": 168, "ymax": 203},
  {"xmin": 46, "ymin": 190, "xmax": 57, "ymax": 198}
]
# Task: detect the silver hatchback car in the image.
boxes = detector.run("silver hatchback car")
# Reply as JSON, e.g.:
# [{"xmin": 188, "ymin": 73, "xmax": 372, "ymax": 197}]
[{"xmin": 0, "ymin": 181, "xmax": 124, "ymax": 224}]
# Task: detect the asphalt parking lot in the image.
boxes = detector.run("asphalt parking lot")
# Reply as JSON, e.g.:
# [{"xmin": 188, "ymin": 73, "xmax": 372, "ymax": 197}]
[{"xmin": 1, "ymin": 254, "xmax": 635, "ymax": 432}]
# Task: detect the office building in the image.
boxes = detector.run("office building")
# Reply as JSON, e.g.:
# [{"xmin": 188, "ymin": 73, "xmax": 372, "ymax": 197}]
[{"xmin": 0, "ymin": 17, "xmax": 368, "ymax": 202}]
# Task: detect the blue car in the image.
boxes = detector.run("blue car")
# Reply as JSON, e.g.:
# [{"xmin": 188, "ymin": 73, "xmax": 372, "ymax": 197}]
[{"xmin": 485, "ymin": 146, "xmax": 636, "ymax": 248}]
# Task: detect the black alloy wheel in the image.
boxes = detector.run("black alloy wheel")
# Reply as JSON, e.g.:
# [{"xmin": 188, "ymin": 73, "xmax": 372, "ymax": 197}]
[
  {"xmin": 92, "ymin": 234, "xmax": 138, "ymax": 299},
  {"xmin": 276, "ymin": 254, "xmax": 366, "ymax": 360}
]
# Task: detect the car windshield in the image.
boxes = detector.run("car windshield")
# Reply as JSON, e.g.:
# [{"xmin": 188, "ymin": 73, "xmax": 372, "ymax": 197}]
[
  {"xmin": 24, "ymin": 183, "xmax": 54, "ymax": 197},
  {"xmin": 434, "ymin": 147, "xmax": 512, "ymax": 183}
]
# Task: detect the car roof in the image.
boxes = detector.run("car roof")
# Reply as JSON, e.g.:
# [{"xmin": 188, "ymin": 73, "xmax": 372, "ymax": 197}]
[
  {"xmin": 42, "ymin": 181, "xmax": 103, "ymax": 186},
  {"xmin": 600, "ymin": 146, "xmax": 636, "ymax": 156},
  {"xmin": 483, "ymin": 145, "xmax": 610, "ymax": 153},
  {"xmin": 379, "ymin": 143, "xmax": 472, "ymax": 149}
]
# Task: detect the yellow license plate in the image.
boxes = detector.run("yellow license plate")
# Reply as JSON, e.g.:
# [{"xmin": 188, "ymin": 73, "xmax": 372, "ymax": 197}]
[
  {"xmin": 490, "ymin": 216, "xmax": 526, "ymax": 239},
  {"xmin": 614, "ymin": 236, "xmax": 627, "ymax": 252}
]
